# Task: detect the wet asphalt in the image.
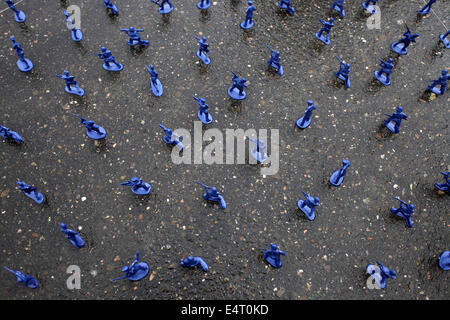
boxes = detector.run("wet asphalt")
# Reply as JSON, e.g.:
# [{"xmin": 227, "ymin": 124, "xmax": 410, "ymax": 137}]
[{"xmin": 0, "ymin": 0, "xmax": 449, "ymax": 299}]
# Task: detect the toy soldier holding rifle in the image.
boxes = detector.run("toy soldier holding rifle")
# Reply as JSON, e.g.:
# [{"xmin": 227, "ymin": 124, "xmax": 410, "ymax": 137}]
[
  {"xmin": 390, "ymin": 197, "xmax": 414, "ymax": 228},
  {"xmin": 194, "ymin": 181, "xmax": 227, "ymax": 209},
  {"xmin": 121, "ymin": 27, "xmax": 149, "ymax": 47}
]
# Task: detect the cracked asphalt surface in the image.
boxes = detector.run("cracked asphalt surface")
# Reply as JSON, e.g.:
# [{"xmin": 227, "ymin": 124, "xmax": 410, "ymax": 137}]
[{"xmin": 0, "ymin": 0, "xmax": 448, "ymax": 300}]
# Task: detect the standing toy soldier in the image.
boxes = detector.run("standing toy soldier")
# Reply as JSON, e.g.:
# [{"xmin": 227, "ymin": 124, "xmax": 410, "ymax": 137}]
[
  {"xmin": 111, "ymin": 252, "xmax": 149, "ymax": 282},
  {"xmin": 246, "ymin": 136, "xmax": 268, "ymax": 163},
  {"xmin": 296, "ymin": 100, "xmax": 317, "ymax": 129},
  {"xmin": 335, "ymin": 56, "xmax": 350, "ymax": 88},
  {"xmin": 428, "ymin": 70, "xmax": 450, "ymax": 95},
  {"xmin": 120, "ymin": 27, "xmax": 149, "ymax": 47},
  {"xmin": 297, "ymin": 190, "xmax": 320, "ymax": 221},
  {"xmin": 195, "ymin": 35, "xmax": 210, "ymax": 65},
  {"xmin": 240, "ymin": 1, "xmax": 256, "ymax": 29},
  {"xmin": 193, "ymin": 95, "xmax": 213, "ymax": 124},
  {"xmin": 391, "ymin": 24, "xmax": 419, "ymax": 55},
  {"xmin": 97, "ymin": 47, "xmax": 123, "ymax": 71},
  {"xmin": 384, "ymin": 106, "xmax": 408, "ymax": 134},
  {"xmin": 57, "ymin": 71, "xmax": 85, "ymax": 96},
  {"xmin": 194, "ymin": 181, "xmax": 227, "ymax": 209},
  {"xmin": 10, "ymin": 36, "xmax": 33, "ymax": 72},
  {"xmin": 227, "ymin": 71, "xmax": 248, "ymax": 100},
  {"xmin": 315, "ymin": 17, "xmax": 335, "ymax": 45},
  {"xmin": 159, "ymin": 124, "xmax": 184, "ymax": 151},
  {"xmin": 265, "ymin": 44, "xmax": 283, "ymax": 76},
  {"xmin": 374, "ymin": 58, "xmax": 394, "ymax": 86},
  {"xmin": 146, "ymin": 64, "xmax": 163, "ymax": 96},
  {"xmin": 263, "ymin": 244, "xmax": 286, "ymax": 268},
  {"xmin": 72, "ymin": 114, "xmax": 107, "ymax": 140},
  {"xmin": 391, "ymin": 197, "xmax": 414, "ymax": 228}
]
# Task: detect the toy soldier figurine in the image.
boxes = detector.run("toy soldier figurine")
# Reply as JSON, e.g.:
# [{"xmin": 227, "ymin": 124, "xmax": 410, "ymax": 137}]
[
  {"xmin": 3, "ymin": 267, "xmax": 38, "ymax": 288},
  {"xmin": 194, "ymin": 181, "xmax": 227, "ymax": 209},
  {"xmin": 428, "ymin": 70, "xmax": 450, "ymax": 95},
  {"xmin": 56, "ymin": 71, "xmax": 85, "ymax": 96},
  {"xmin": 72, "ymin": 114, "xmax": 107, "ymax": 140},
  {"xmin": 362, "ymin": 0, "xmax": 378, "ymax": 14},
  {"xmin": 265, "ymin": 44, "xmax": 283, "ymax": 76},
  {"xmin": 17, "ymin": 181, "xmax": 45, "ymax": 204},
  {"xmin": 374, "ymin": 58, "xmax": 394, "ymax": 86},
  {"xmin": 104, "ymin": 0, "xmax": 119, "ymax": 15},
  {"xmin": 0, "ymin": 125, "xmax": 23, "ymax": 143},
  {"xmin": 195, "ymin": 35, "xmax": 210, "ymax": 65},
  {"xmin": 10, "ymin": 36, "xmax": 33, "ymax": 72},
  {"xmin": 263, "ymin": 244, "xmax": 286, "ymax": 268},
  {"xmin": 159, "ymin": 124, "xmax": 184, "ymax": 151},
  {"xmin": 120, "ymin": 177, "xmax": 152, "ymax": 195},
  {"xmin": 197, "ymin": 0, "xmax": 211, "ymax": 10},
  {"xmin": 97, "ymin": 47, "xmax": 123, "ymax": 71},
  {"xmin": 180, "ymin": 256, "xmax": 209, "ymax": 271},
  {"xmin": 391, "ymin": 197, "xmax": 414, "ymax": 228},
  {"xmin": 193, "ymin": 95, "xmax": 213, "ymax": 124},
  {"xmin": 435, "ymin": 172, "xmax": 449, "ymax": 193},
  {"xmin": 391, "ymin": 24, "xmax": 419, "ymax": 55},
  {"xmin": 240, "ymin": 1, "xmax": 256, "ymax": 29},
  {"xmin": 246, "ymin": 136, "xmax": 268, "ymax": 163},
  {"xmin": 440, "ymin": 30, "xmax": 450, "ymax": 48},
  {"xmin": 439, "ymin": 251, "xmax": 450, "ymax": 270},
  {"xmin": 366, "ymin": 261, "xmax": 396, "ymax": 289},
  {"xmin": 297, "ymin": 190, "xmax": 320, "ymax": 221},
  {"xmin": 111, "ymin": 252, "xmax": 149, "ymax": 282},
  {"xmin": 150, "ymin": 0, "xmax": 174, "ymax": 14},
  {"xmin": 331, "ymin": 0, "xmax": 346, "ymax": 18},
  {"xmin": 146, "ymin": 64, "xmax": 163, "ymax": 96},
  {"xmin": 329, "ymin": 159, "xmax": 351, "ymax": 186},
  {"xmin": 417, "ymin": 0, "xmax": 437, "ymax": 15},
  {"xmin": 315, "ymin": 17, "xmax": 335, "ymax": 45},
  {"xmin": 64, "ymin": 10, "xmax": 83, "ymax": 42},
  {"xmin": 296, "ymin": 100, "xmax": 317, "ymax": 129},
  {"xmin": 120, "ymin": 27, "xmax": 149, "ymax": 47},
  {"xmin": 228, "ymin": 70, "xmax": 248, "ymax": 100},
  {"xmin": 384, "ymin": 106, "xmax": 407, "ymax": 134},
  {"xmin": 277, "ymin": 0, "xmax": 295, "ymax": 15},
  {"xmin": 5, "ymin": 0, "xmax": 26, "ymax": 23},
  {"xmin": 60, "ymin": 223, "xmax": 85, "ymax": 249},
  {"xmin": 335, "ymin": 56, "xmax": 350, "ymax": 88}
]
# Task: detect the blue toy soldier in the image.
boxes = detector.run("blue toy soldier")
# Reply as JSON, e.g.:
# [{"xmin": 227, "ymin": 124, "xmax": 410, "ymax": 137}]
[
  {"xmin": 150, "ymin": 0, "xmax": 174, "ymax": 14},
  {"xmin": 193, "ymin": 95, "xmax": 213, "ymax": 124},
  {"xmin": 57, "ymin": 71, "xmax": 84, "ymax": 96},
  {"xmin": 265, "ymin": 44, "xmax": 283, "ymax": 76},
  {"xmin": 240, "ymin": 1, "xmax": 256, "ymax": 30},
  {"xmin": 374, "ymin": 58, "xmax": 394, "ymax": 86},
  {"xmin": 440, "ymin": 30, "xmax": 450, "ymax": 49},
  {"xmin": 366, "ymin": 261, "xmax": 396, "ymax": 289},
  {"xmin": 331, "ymin": 0, "xmax": 346, "ymax": 18},
  {"xmin": 439, "ymin": 251, "xmax": 450, "ymax": 270},
  {"xmin": 3, "ymin": 267, "xmax": 38, "ymax": 288},
  {"xmin": 246, "ymin": 136, "xmax": 268, "ymax": 163},
  {"xmin": 0, "ymin": 125, "xmax": 23, "ymax": 143},
  {"xmin": 195, "ymin": 36, "xmax": 210, "ymax": 65},
  {"xmin": 335, "ymin": 56, "xmax": 350, "ymax": 88},
  {"xmin": 5, "ymin": 0, "xmax": 26, "ymax": 23},
  {"xmin": 72, "ymin": 114, "xmax": 107, "ymax": 140},
  {"xmin": 417, "ymin": 0, "xmax": 437, "ymax": 15},
  {"xmin": 315, "ymin": 17, "xmax": 335, "ymax": 45},
  {"xmin": 64, "ymin": 10, "xmax": 83, "ymax": 42},
  {"xmin": 104, "ymin": 0, "xmax": 119, "ymax": 15},
  {"xmin": 159, "ymin": 124, "xmax": 184, "ymax": 151},
  {"xmin": 263, "ymin": 244, "xmax": 286, "ymax": 268},
  {"xmin": 435, "ymin": 172, "xmax": 449, "ymax": 193},
  {"xmin": 428, "ymin": 70, "xmax": 449, "ymax": 95},
  {"xmin": 391, "ymin": 197, "xmax": 414, "ymax": 228},
  {"xmin": 111, "ymin": 252, "xmax": 149, "ymax": 282},
  {"xmin": 17, "ymin": 181, "xmax": 45, "ymax": 204},
  {"xmin": 391, "ymin": 25, "xmax": 419, "ymax": 55},
  {"xmin": 180, "ymin": 256, "xmax": 209, "ymax": 271},
  {"xmin": 60, "ymin": 223, "xmax": 85, "ymax": 249},
  {"xmin": 10, "ymin": 36, "xmax": 33, "ymax": 72},
  {"xmin": 228, "ymin": 70, "xmax": 248, "ymax": 100},
  {"xmin": 146, "ymin": 64, "xmax": 163, "ymax": 96},
  {"xmin": 329, "ymin": 159, "xmax": 350, "ymax": 186},
  {"xmin": 296, "ymin": 100, "xmax": 317, "ymax": 129},
  {"xmin": 120, "ymin": 177, "xmax": 152, "ymax": 195},
  {"xmin": 297, "ymin": 190, "xmax": 320, "ymax": 221},
  {"xmin": 384, "ymin": 106, "xmax": 407, "ymax": 134},
  {"xmin": 97, "ymin": 47, "xmax": 123, "ymax": 71},
  {"xmin": 197, "ymin": 0, "xmax": 210, "ymax": 10},
  {"xmin": 362, "ymin": 0, "xmax": 378, "ymax": 14},
  {"xmin": 120, "ymin": 27, "xmax": 149, "ymax": 47},
  {"xmin": 278, "ymin": 0, "xmax": 295, "ymax": 15},
  {"xmin": 194, "ymin": 181, "xmax": 227, "ymax": 209}
]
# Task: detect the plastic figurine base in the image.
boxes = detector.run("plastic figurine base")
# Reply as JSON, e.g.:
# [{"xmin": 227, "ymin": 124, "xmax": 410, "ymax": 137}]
[
  {"xmin": 391, "ymin": 41, "xmax": 408, "ymax": 55},
  {"xmin": 14, "ymin": 10, "xmax": 26, "ymax": 23},
  {"xmin": 438, "ymin": 251, "xmax": 450, "ymax": 271},
  {"xmin": 417, "ymin": 0, "xmax": 436, "ymax": 15},
  {"xmin": 151, "ymin": 79, "xmax": 163, "ymax": 96},
  {"xmin": 240, "ymin": 20, "xmax": 254, "ymax": 30},
  {"xmin": 366, "ymin": 261, "xmax": 396, "ymax": 289},
  {"xmin": 103, "ymin": 62, "xmax": 123, "ymax": 72},
  {"xmin": 65, "ymin": 85, "xmax": 84, "ymax": 96},
  {"xmin": 263, "ymin": 244, "xmax": 286, "ymax": 268},
  {"xmin": 440, "ymin": 33, "xmax": 450, "ymax": 49},
  {"xmin": 335, "ymin": 72, "xmax": 350, "ymax": 87},
  {"xmin": 198, "ymin": 111, "xmax": 212, "ymax": 124},
  {"xmin": 4, "ymin": 267, "xmax": 38, "ymax": 288},
  {"xmin": 16, "ymin": 58, "xmax": 33, "ymax": 72},
  {"xmin": 71, "ymin": 29, "xmax": 83, "ymax": 42},
  {"xmin": 269, "ymin": 62, "xmax": 283, "ymax": 76},
  {"xmin": 296, "ymin": 116, "xmax": 311, "ymax": 129},
  {"xmin": 159, "ymin": 3, "xmax": 174, "ymax": 14},
  {"xmin": 427, "ymin": 70, "xmax": 449, "ymax": 96},
  {"xmin": 228, "ymin": 86, "xmax": 246, "ymax": 100},
  {"xmin": 384, "ymin": 121, "xmax": 397, "ymax": 133},
  {"xmin": 128, "ymin": 39, "xmax": 149, "ymax": 47},
  {"xmin": 17, "ymin": 181, "xmax": 45, "ymax": 204},
  {"xmin": 197, "ymin": 0, "xmax": 210, "ymax": 10},
  {"xmin": 196, "ymin": 50, "xmax": 210, "ymax": 65},
  {"xmin": 180, "ymin": 256, "xmax": 209, "ymax": 271},
  {"xmin": 315, "ymin": 32, "xmax": 331, "ymax": 45},
  {"xmin": 374, "ymin": 70, "xmax": 390, "ymax": 86},
  {"xmin": 85, "ymin": 126, "xmax": 106, "ymax": 140},
  {"xmin": 111, "ymin": 252, "xmax": 149, "ymax": 282},
  {"xmin": 60, "ymin": 223, "xmax": 85, "ymax": 249},
  {"xmin": 250, "ymin": 148, "xmax": 267, "ymax": 163},
  {"xmin": 329, "ymin": 159, "xmax": 350, "ymax": 186},
  {"xmin": 435, "ymin": 172, "xmax": 449, "ymax": 193},
  {"xmin": 331, "ymin": 1, "xmax": 345, "ymax": 18}
]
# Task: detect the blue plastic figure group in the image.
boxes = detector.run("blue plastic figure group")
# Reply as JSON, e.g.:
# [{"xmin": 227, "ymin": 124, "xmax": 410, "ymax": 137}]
[
  {"xmin": 329, "ymin": 159, "xmax": 350, "ymax": 186},
  {"xmin": 17, "ymin": 181, "xmax": 45, "ymax": 204},
  {"xmin": 195, "ymin": 181, "xmax": 226, "ymax": 209},
  {"xmin": 374, "ymin": 58, "xmax": 394, "ymax": 86},
  {"xmin": 72, "ymin": 114, "xmax": 107, "ymax": 140},
  {"xmin": 362, "ymin": 0, "xmax": 378, "ymax": 14},
  {"xmin": 197, "ymin": 0, "xmax": 210, "ymax": 10},
  {"xmin": 428, "ymin": 70, "xmax": 449, "ymax": 96},
  {"xmin": 335, "ymin": 56, "xmax": 350, "ymax": 88},
  {"xmin": 440, "ymin": 30, "xmax": 450, "ymax": 48},
  {"xmin": 104, "ymin": 0, "xmax": 119, "ymax": 15},
  {"xmin": 111, "ymin": 252, "xmax": 149, "ymax": 282},
  {"xmin": 228, "ymin": 71, "xmax": 248, "ymax": 100},
  {"xmin": 240, "ymin": 1, "xmax": 256, "ymax": 30},
  {"xmin": 391, "ymin": 197, "xmax": 414, "ymax": 228},
  {"xmin": 150, "ymin": 0, "xmax": 174, "ymax": 14},
  {"xmin": 120, "ymin": 177, "xmax": 152, "ymax": 195},
  {"xmin": 159, "ymin": 124, "xmax": 184, "ymax": 151},
  {"xmin": 57, "ymin": 71, "xmax": 85, "ymax": 96},
  {"xmin": 246, "ymin": 136, "xmax": 268, "ymax": 163},
  {"xmin": 193, "ymin": 95, "xmax": 213, "ymax": 124},
  {"xmin": 180, "ymin": 256, "xmax": 209, "ymax": 271},
  {"xmin": 263, "ymin": 244, "xmax": 286, "ymax": 268},
  {"xmin": 4, "ymin": 267, "xmax": 38, "ymax": 288},
  {"xmin": 121, "ymin": 27, "xmax": 149, "ymax": 47},
  {"xmin": 384, "ymin": 106, "xmax": 407, "ymax": 134},
  {"xmin": 277, "ymin": 0, "xmax": 295, "ymax": 15},
  {"xmin": 435, "ymin": 172, "xmax": 449, "ymax": 193},
  {"xmin": 366, "ymin": 261, "xmax": 396, "ymax": 289},
  {"xmin": 297, "ymin": 190, "xmax": 320, "ymax": 221},
  {"xmin": 417, "ymin": 0, "xmax": 437, "ymax": 15},
  {"xmin": 5, "ymin": 0, "xmax": 26, "ymax": 23},
  {"xmin": 315, "ymin": 17, "xmax": 334, "ymax": 45},
  {"xmin": 60, "ymin": 223, "xmax": 85, "ymax": 249},
  {"xmin": 195, "ymin": 36, "xmax": 210, "ymax": 65},
  {"xmin": 97, "ymin": 47, "xmax": 123, "ymax": 71},
  {"xmin": 296, "ymin": 100, "xmax": 317, "ymax": 129},
  {"xmin": 146, "ymin": 64, "xmax": 163, "ymax": 96},
  {"xmin": 265, "ymin": 45, "xmax": 283, "ymax": 76},
  {"xmin": 391, "ymin": 25, "xmax": 419, "ymax": 55},
  {"xmin": 331, "ymin": 0, "xmax": 346, "ymax": 18},
  {"xmin": 0, "ymin": 125, "xmax": 23, "ymax": 143},
  {"xmin": 64, "ymin": 10, "xmax": 83, "ymax": 42},
  {"xmin": 10, "ymin": 36, "xmax": 33, "ymax": 72},
  {"xmin": 439, "ymin": 251, "xmax": 450, "ymax": 271}
]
